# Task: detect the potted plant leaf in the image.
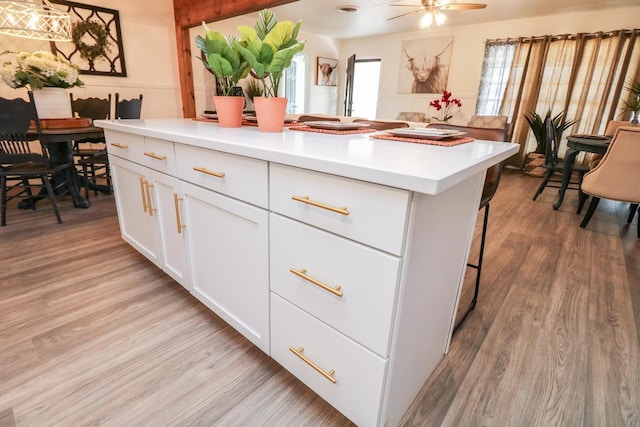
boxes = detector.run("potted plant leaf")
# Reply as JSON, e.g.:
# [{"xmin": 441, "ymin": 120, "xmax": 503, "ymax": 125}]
[
  {"xmin": 195, "ymin": 23, "xmax": 250, "ymax": 127},
  {"xmin": 233, "ymin": 9, "xmax": 305, "ymax": 132},
  {"xmin": 523, "ymin": 109, "xmax": 578, "ymax": 176},
  {"xmin": 244, "ymin": 78, "xmax": 263, "ymax": 111},
  {"xmin": 622, "ymin": 79, "xmax": 640, "ymax": 125}
]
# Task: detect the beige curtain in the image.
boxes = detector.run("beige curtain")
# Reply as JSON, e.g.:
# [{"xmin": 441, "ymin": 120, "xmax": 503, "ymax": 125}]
[{"xmin": 494, "ymin": 30, "xmax": 640, "ymax": 168}]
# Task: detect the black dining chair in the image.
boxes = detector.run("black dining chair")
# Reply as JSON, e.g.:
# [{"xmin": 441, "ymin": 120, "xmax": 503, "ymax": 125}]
[
  {"xmin": 115, "ymin": 93, "xmax": 143, "ymax": 119},
  {"xmin": 69, "ymin": 94, "xmax": 111, "ymax": 159},
  {"xmin": 0, "ymin": 93, "xmax": 77, "ymax": 226},
  {"xmin": 532, "ymin": 119, "xmax": 589, "ymax": 209}
]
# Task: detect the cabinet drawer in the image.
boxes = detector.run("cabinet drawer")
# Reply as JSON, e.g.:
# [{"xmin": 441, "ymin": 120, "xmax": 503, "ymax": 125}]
[
  {"xmin": 270, "ymin": 163, "xmax": 409, "ymax": 255},
  {"xmin": 271, "ymin": 294, "xmax": 386, "ymax": 427},
  {"xmin": 270, "ymin": 214, "xmax": 400, "ymax": 356},
  {"xmin": 142, "ymin": 137, "xmax": 176, "ymax": 175},
  {"xmin": 105, "ymin": 130, "xmax": 146, "ymax": 163},
  {"xmin": 175, "ymin": 144, "xmax": 268, "ymax": 208}
]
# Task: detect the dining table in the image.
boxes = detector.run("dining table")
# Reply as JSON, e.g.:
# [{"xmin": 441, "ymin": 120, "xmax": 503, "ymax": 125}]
[
  {"xmin": 26, "ymin": 121, "xmax": 106, "ymax": 209},
  {"xmin": 553, "ymin": 134, "xmax": 611, "ymax": 210}
]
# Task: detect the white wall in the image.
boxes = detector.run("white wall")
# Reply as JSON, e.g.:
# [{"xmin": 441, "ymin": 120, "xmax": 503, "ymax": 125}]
[
  {"xmin": 190, "ymin": 14, "xmax": 340, "ymax": 116},
  {"xmin": 339, "ymin": 5, "xmax": 640, "ymax": 123},
  {"xmin": 0, "ymin": 0, "xmax": 181, "ymax": 118},
  {"xmin": 5, "ymin": 3, "xmax": 638, "ymax": 121}
]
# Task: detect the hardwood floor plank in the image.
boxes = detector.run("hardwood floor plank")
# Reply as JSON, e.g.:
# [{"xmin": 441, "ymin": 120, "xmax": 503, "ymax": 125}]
[
  {"xmin": 1, "ymin": 172, "xmax": 638, "ymax": 426},
  {"xmin": 0, "ymin": 408, "xmax": 16, "ymax": 427},
  {"xmin": 586, "ymin": 231, "xmax": 640, "ymax": 426},
  {"xmin": 401, "ymin": 170, "xmax": 640, "ymax": 427}
]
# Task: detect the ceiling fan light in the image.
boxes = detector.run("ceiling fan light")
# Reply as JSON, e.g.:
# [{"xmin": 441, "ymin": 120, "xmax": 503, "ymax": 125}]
[
  {"xmin": 418, "ymin": 11, "xmax": 434, "ymax": 29},
  {"xmin": 434, "ymin": 9, "xmax": 447, "ymax": 25}
]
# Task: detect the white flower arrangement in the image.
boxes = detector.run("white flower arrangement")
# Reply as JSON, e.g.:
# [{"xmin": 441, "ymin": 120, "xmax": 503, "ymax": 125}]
[{"xmin": 0, "ymin": 50, "xmax": 84, "ymax": 89}]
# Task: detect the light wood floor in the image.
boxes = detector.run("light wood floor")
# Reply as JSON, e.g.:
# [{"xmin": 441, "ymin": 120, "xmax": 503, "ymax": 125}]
[{"xmin": 0, "ymin": 170, "xmax": 638, "ymax": 427}]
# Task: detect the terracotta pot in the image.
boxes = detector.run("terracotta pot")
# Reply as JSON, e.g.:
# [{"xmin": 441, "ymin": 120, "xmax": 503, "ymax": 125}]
[
  {"xmin": 213, "ymin": 96, "xmax": 244, "ymax": 128},
  {"xmin": 253, "ymin": 96, "xmax": 288, "ymax": 132}
]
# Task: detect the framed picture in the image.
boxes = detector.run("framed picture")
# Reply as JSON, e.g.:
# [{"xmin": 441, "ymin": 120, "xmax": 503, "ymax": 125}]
[
  {"xmin": 50, "ymin": 0, "xmax": 127, "ymax": 77},
  {"xmin": 397, "ymin": 36, "xmax": 454, "ymax": 94},
  {"xmin": 316, "ymin": 57, "xmax": 338, "ymax": 86}
]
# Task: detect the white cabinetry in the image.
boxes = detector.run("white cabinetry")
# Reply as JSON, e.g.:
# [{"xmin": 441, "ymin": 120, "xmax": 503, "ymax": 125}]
[
  {"xmin": 109, "ymin": 133, "xmax": 270, "ymax": 353},
  {"xmin": 100, "ymin": 120, "xmax": 517, "ymax": 427},
  {"xmin": 175, "ymin": 143, "xmax": 270, "ymax": 353},
  {"xmin": 109, "ymin": 155, "xmax": 161, "ymax": 267},
  {"xmin": 148, "ymin": 170, "xmax": 189, "ymax": 287},
  {"xmin": 268, "ymin": 163, "xmax": 411, "ymax": 426},
  {"xmin": 271, "ymin": 294, "xmax": 387, "ymax": 427},
  {"xmin": 181, "ymin": 181, "xmax": 269, "ymax": 353},
  {"xmin": 108, "ymin": 132, "xmax": 189, "ymax": 289}
]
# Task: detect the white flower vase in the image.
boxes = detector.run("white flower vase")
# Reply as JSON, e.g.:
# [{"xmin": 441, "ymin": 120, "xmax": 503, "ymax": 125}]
[{"xmin": 32, "ymin": 88, "xmax": 72, "ymax": 119}]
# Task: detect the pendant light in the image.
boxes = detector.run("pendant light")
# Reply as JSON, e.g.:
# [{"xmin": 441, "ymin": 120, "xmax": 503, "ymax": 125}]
[{"xmin": 0, "ymin": 0, "xmax": 72, "ymax": 41}]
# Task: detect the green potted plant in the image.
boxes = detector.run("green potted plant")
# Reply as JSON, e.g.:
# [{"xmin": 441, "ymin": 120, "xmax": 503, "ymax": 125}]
[
  {"xmin": 523, "ymin": 109, "xmax": 578, "ymax": 176},
  {"xmin": 195, "ymin": 23, "xmax": 250, "ymax": 127},
  {"xmin": 244, "ymin": 78, "xmax": 263, "ymax": 111},
  {"xmin": 622, "ymin": 79, "xmax": 640, "ymax": 125},
  {"xmin": 233, "ymin": 9, "xmax": 305, "ymax": 132}
]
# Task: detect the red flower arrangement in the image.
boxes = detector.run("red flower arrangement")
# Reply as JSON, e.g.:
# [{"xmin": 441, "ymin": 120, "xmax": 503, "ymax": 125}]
[{"xmin": 429, "ymin": 90, "xmax": 462, "ymax": 123}]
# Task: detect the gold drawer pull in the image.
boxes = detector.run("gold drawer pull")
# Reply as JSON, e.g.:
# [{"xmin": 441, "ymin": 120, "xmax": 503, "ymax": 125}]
[
  {"xmin": 173, "ymin": 193, "xmax": 185, "ymax": 234},
  {"xmin": 139, "ymin": 177, "xmax": 148, "ymax": 212},
  {"xmin": 144, "ymin": 151, "xmax": 167, "ymax": 161},
  {"xmin": 290, "ymin": 268, "xmax": 343, "ymax": 297},
  {"xmin": 110, "ymin": 142, "xmax": 128, "ymax": 149},
  {"xmin": 193, "ymin": 166, "xmax": 225, "ymax": 178},
  {"xmin": 289, "ymin": 346, "xmax": 337, "ymax": 384},
  {"xmin": 144, "ymin": 180, "xmax": 155, "ymax": 217},
  {"xmin": 291, "ymin": 195, "xmax": 349, "ymax": 216}
]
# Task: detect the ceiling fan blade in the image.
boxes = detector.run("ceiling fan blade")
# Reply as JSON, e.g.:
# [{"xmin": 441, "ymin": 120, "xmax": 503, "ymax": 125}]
[
  {"xmin": 439, "ymin": 3, "xmax": 486, "ymax": 10},
  {"xmin": 386, "ymin": 8, "xmax": 422, "ymax": 21},
  {"xmin": 388, "ymin": 4, "xmax": 422, "ymax": 6}
]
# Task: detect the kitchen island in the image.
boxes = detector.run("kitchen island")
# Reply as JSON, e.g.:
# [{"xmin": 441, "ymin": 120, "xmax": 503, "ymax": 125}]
[{"xmin": 96, "ymin": 118, "xmax": 518, "ymax": 426}]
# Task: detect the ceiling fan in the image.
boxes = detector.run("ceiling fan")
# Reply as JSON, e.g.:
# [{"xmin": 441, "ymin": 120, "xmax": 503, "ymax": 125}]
[{"xmin": 387, "ymin": 0, "xmax": 487, "ymax": 29}]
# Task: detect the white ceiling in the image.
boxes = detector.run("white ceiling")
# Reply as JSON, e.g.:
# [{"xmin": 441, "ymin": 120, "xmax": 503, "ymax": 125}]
[{"xmin": 254, "ymin": 0, "xmax": 639, "ymax": 40}]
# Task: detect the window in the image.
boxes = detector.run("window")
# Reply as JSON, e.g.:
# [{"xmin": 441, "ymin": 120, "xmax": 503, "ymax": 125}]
[
  {"xmin": 475, "ymin": 40, "xmax": 516, "ymax": 115},
  {"xmin": 476, "ymin": 30, "xmax": 640, "ymax": 167}
]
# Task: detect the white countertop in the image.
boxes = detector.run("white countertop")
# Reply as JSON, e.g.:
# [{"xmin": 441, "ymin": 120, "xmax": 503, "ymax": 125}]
[{"xmin": 95, "ymin": 118, "xmax": 519, "ymax": 195}]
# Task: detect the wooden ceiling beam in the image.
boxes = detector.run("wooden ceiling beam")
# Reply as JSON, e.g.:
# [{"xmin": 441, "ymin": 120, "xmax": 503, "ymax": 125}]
[
  {"xmin": 173, "ymin": 0, "xmax": 298, "ymax": 118},
  {"xmin": 174, "ymin": 0, "xmax": 297, "ymax": 28}
]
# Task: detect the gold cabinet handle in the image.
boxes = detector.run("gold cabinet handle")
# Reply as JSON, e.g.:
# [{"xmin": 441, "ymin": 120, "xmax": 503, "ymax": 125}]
[
  {"xmin": 291, "ymin": 195, "xmax": 349, "ymax": 216},
  {"xmin": 290, "ymin": 268, "xmax": 343, "ymax": 297},
  {"xmin": 144, "ymin": 180, "xmax": 155, "ymax": 217},
  {"xmin": 144, "ymin": 151, "xmax": 167, "ymax": 161},
  {"xmin": 173, "ymin": 193, "xmax": 185, "ymax": 234},
  {"xmin": 193, "ymin": 166, "xmax": 225, "ymax": 178},
  {"xmin": 110, "ymin": 142, "xmax": 128, "ymax": 149},
  {"xmin": 139, "ymin": 177, "xmax": 148, "ymax": 212},
  {"xmin": 289, "ymin": 347, "xmax": 336, "ymax": 384}
]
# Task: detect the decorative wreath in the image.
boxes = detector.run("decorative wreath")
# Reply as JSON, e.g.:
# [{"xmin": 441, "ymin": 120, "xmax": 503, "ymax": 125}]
[{"xmin": 71, "ymin": 20, "xmax": 111, "ymax": 62}]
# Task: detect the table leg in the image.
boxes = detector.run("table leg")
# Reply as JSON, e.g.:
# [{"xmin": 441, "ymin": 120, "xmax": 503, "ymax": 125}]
[{"xmin": 553, "ymin": 147, "xmax": 580, "ymax": 210}]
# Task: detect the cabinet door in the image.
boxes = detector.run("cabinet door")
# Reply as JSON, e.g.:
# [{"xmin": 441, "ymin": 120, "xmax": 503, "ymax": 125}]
[
  {"xmin": 109, "ymin": 155, "xmax": 161, "ymax": 266},
  {"xmin": 181, "ymin": 181, "xmax": 269, "ymax": 353},
  {"xmin": 149, "ymin": 170, "xmax": 189, "ymax": 290}
]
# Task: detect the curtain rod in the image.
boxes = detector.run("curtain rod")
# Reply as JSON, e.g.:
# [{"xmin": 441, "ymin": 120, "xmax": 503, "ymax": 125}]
[{"xmin": 486, "ymin": 28, "xmax": 639, "ymax": 44}]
